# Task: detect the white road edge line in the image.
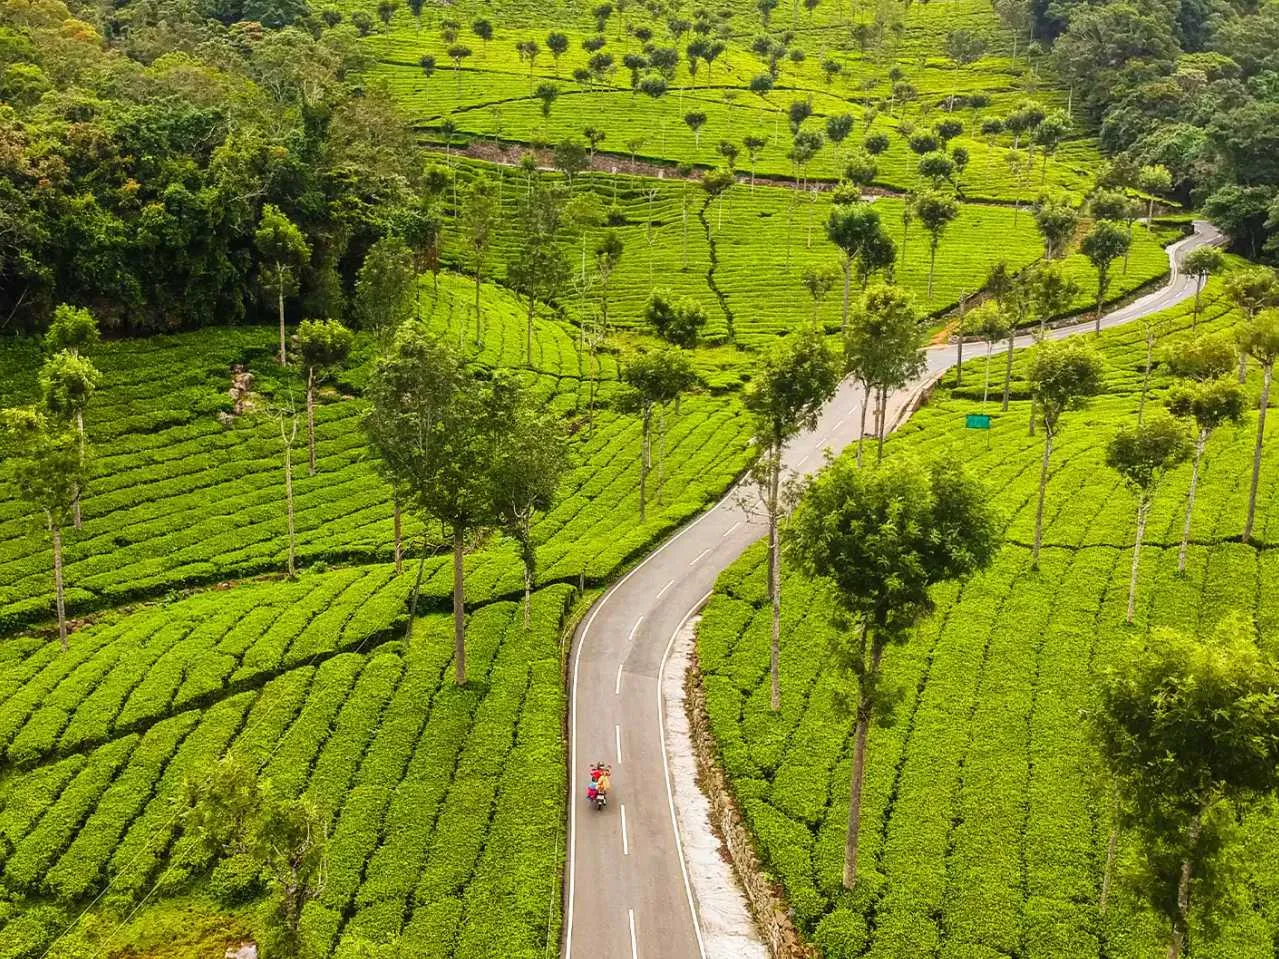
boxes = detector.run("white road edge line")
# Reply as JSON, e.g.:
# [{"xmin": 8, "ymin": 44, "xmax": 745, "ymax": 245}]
[
  {"xmin": 657, "ymin": 593, "xmax": 713, "ymax": 959},
  {"xmin": 615, "ymin": 724, "xmax": 623, "ymax": 764},
  {"xmin": 688, "ymin": 547, "xmax": 711, "ymax": 567},
  {"xmin": 629, "ymin": 908, "xmax": 639, "ymax": 959},
  {"xmin": 655, "ymin": 579, "xmax": 675, "ymax": 600},
  {"xmin": 615, "ymin": 663, "xmax": 623, "ymax": 696},
  {"xmin": 621, "ymin": 803, "xmax": 630, "ymax": 856},
  {"xmin": 721, "ymin": 521, "xmax": 741, "ymax": 538}
]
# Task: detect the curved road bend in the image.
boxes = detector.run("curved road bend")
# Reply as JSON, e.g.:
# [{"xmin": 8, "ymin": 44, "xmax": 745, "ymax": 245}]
[{"xmin": 563, "ymin": 221, "xmax": 1222, "ymax": 959}]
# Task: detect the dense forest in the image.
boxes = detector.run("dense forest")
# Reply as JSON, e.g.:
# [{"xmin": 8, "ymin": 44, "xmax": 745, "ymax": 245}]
[
  {"xmin": 1025, "ymin": 0, "xmax": 1279, "ymax": 257},
  {"xmin": 0, "ymin": 0, "xmax": 425, "ymax": 333}
]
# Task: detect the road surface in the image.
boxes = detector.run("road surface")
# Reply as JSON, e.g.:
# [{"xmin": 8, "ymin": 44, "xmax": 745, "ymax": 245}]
[{"xmin": 563, "ymin": 221, "xmax": 1222, "ymax": 959}]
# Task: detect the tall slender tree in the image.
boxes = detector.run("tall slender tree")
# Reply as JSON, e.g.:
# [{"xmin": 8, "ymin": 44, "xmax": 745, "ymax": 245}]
[
  {"xmin": 1168, "ymin": 375, "xmax": 1245, "ymax": 574},
  {"xmin": 1182, "ymin": 246, "xmax": 1223, "ymax": 328},
  {"xmin": 365, "ymin": 324, "xmax": 499, "ymax": 685},
  {"xmin": 0, "ymin": 408, "xmax": 84, "ymax": 650},
  {"xmin": 825, "ymin": 204, "xmax": 891, "ymax": 330},
  {"xmin": 255, "ymin": 204, "xmax": 310, "ymax": 366},
  {"xmin": 1096, "ymin": 615, "xmax": 1279, "ymax": 959},
  {"xmin": 1106, "ymin": 411, "xmax": 1193, "ymax": 623},
  {"xmin": 295, "ymin": 319, "xmax": 353, "ymax": 475},
  {"xmin": 790, "ymin": 458, "xmax": 998, "ymax": 889},
  {"xmin": 913, "ymin": 189, "xmax": 959, "ymax": 302},
  {"xmin": 1238, "ymin": 309, "xmax": 1279, "ymax": 543},
  {"xmin": 1028, "ymin": 340, "xmax": 1104, "ymax": 567},
  {"xmin": 461, "ymin": 177, "xmax": 500, "ymax": 346},
  {"xmin": 488, "ymin": 375, "xmax": 570, "ymax": 625},
  {"xmin": 844, "ymin": 285, "xmax": 926, "ymax": 465},
  {"xmin": 621, "ymin": 349, "xmax": 697, "ymax": 522},
  {"xmin": 38, "ymin": 351, "xmax": 98, "ymax": 530},
  {"xmin": 743, "ymin": 329, "xmax": 839, "ymax": 711},
  {"xmin": 1080, "ymin": 219, "xmax": 1129, "ymax": 334}
]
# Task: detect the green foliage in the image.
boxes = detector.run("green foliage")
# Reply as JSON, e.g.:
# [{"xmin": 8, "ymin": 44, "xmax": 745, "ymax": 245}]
[{"xmin": 1106, "ymin": 410, "xmax": 1193, "ymax": 494}]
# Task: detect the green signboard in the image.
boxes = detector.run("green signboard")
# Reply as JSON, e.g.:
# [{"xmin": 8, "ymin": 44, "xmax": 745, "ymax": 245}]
[{"xmin": 965, "ymin": 413, "xmax": 991, "ymax": 430}]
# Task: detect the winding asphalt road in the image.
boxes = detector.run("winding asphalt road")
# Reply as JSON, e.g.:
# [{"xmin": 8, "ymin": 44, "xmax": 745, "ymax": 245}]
[{"xmin": 563, "ymin": 221, "xmax": 1222, "ymax": 959}]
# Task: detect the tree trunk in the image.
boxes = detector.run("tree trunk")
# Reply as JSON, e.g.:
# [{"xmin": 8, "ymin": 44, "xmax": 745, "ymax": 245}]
[
  {"xmin": 1244, "ymin": 363, "xmax": 1270, "ymax": 543},
  {"xmin": 1100, "ymin": 782, "xmax": 1118, "ymax": 913},
  {"xmin": 1138, "ymin": 327, "xmax": 1155, "ymax": 426},
  {"xmin": 639, "ymin": 407, "xmax": 651, "ymax": 522},
  {"xmin": 840, "ymin": 260, "xmax": 852, "ymax": 331},
  {"xmin": 72, "ymin": 411, "xmax": 84, "ymax": 530},
  {"xmin": 956, "ymin": 327, "xmax": 964, "ymax": 386},
  {"xmin": 1239, "ymin": 350, "xmax": 1248, "ymax": 385},
  {"xmin": 843, "ymin": 630, "xmax": 882, "ymax": 890},
  {"xmin": 876, "ymin": 385, "xmax": 888, "ymax": 463},
  {"xmin": 452, "ymin": 523, "xmax": 467, "ymax": 685},
  {"xmin": 523, "ymin": 550, "xmax": 533, "ymax": 628},
  {"xmin": 526, "ymin": 289, "xmax": 536, "ymax": 365},
  {"xmin": 983, "ymin": 342, "xmax": 993, "ymax": 406},
  {"xmin": 767, "ymin": 451, "xmax": 782, "ymax": 712},
  {"xmin": 1094, "ymin": 283, "xmax": 1103, "ymax": 335},
  {"xmin": 856, "ymin": 382, "xmax": 871, "ymax": 468},
  {"xmin": 405, "ymin": 536, "xmax": 429, "ymax": 642},
  {"xmin": 306, "ymin": 368, "xmax": 317, "ymax": 476},
  {"xmin": 283, "ymin": 424, "xmax": 296, "ymax": 577},
  {"xmin": 1125, "ymin": 497, "xmax": 1150, "ymax": 624},
  {"xmin": 51, "ymin": 519, "xmax": 67, "ymax": 652},
  {"xmin": 393, "ymin": 494, "xmax": 404, "ymax": 574},
  {"xmin": 1168, "ymin": 816, "xmax": 1201, "ymax": 959},
  {"xmin": 1179, "ymin": 431, "xmax": 1205, "ymax": 574},
  {"xmin": 927, "ymin": 246, "xmax": 937, "ymax": 301},
  {"xmin": 1001, "ymin": 333, "xmax": 1014, "ymax": 411},
  {"xmin": 1032, "ymin": 428, "xmax": 1052, "ymax": 568},
  {"xmin": 1192, "ymin": 276, "xmax": 1203, "ymax": 327},
  {"xmin": 278, "ymin": 287, "xmax": 287, "ymax": 366},
  {"xmin": 474, "ymin": 272, "xmax": 483, "ymax": 346}
]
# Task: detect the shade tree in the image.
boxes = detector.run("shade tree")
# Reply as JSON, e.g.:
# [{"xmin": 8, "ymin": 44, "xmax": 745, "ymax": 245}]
[
  {"xmin": 1224, "ymin": 267, "xmax": 1279, "ymax": 382},
  {"xmin": 488, "ymin": 375, "xmax": 570, "ymax": 624},
  {"xmin": 1032, "ymin": 198, "xmax": 1080, "ymax": 260},
  {"xmin": 621, "ymin": 348, "xmax": 698, "ymax": 522},
  {"xmin": 255, "ymin": 204, "xmax": 310, "ymax": 366},
  {"xmin": 789, "ymin": 456, "xmax": 999, "ymax": 889},
  {"xmin": 0, "ymin": 408, "xmax": 85, "ymax": 650},
  {"xmin": 1105, "ymin": 411, "xmax": 1193, "ymax": 623},
  {"xmin": 844, "ymin": 285, "xmax": 926, "ymax": 465},
  {"xmin": 1080, "ymin": 219, "xmax": 1130, "ymax": 333},
  {"xmin": 742, "ymin": 329, "xmax": 839, "ymax": 710},
  {"xmin": 1237, "ymin": 309, "xmax": 1279, "ymax": 543},
  {"xmin": 824, "ymin": 204, "xmax": 892, "ymax": 331},
  {"xmin": 1095, "ymin": 616, "xmax": 1279, "ymax": 959},
  {"xmin": 1167, "ymin": 373, "xmax": 1245, "ymax": 574},
  {"xmin": 913, "ymin": 189, "xmax": 959, "ymax": 302},
  {"xmin": 644, "ymin": 290, "xmax": 708, "ymax": 347},
  {"xmin": 364, "ymin": 324, "xmax": 499, "ymax": 685},
  {"xmin": 295, "ymin": 319, "xmax": 354, "ymax": 475},
  {"xmin": 1181, "ymin": 246, "xmax": 1224, "ymax": 327},
  {"xmin": 1028, "ymin": 340, "xmax": 1105, "ymax": 566}
]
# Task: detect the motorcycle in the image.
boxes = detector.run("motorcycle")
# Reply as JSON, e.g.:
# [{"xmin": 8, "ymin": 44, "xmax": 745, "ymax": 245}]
[{"xmin": 587, "ymin": 763, "xmax": 612, "ymax": 811}]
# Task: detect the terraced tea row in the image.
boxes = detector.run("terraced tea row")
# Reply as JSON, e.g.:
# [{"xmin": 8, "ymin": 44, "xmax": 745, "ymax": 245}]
[
  {"xmin": 0, "ymin": 584, "xmax": 575, "ymax": 959},
  {"xmin": 696, "ymin": 277, "xmax": 1279, "ymax": 957},
  {"xmin": 0, "ymin": 289, "xmax": 752, "ymax": 631}
]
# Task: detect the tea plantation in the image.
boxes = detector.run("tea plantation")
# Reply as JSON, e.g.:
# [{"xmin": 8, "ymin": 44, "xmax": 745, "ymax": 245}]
[
  {"xmin": 0, "ymin": 0, "xmax": 1265, "ymax": 950},
  {"xmin": 696, "ymin": 280, "xmax": 1279, "ymax": 958}
]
